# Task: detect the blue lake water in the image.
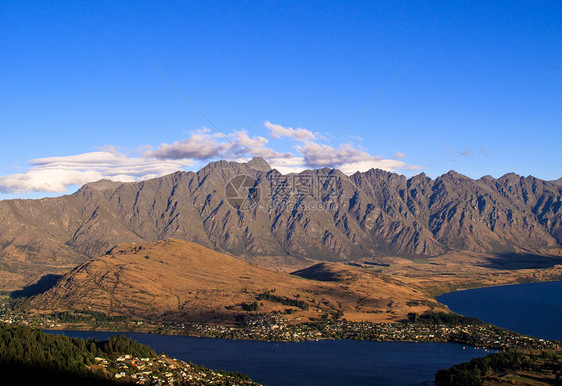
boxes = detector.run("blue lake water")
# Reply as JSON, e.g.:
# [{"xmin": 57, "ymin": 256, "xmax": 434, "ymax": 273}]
[
  {"xmin": 47, "ymin": 330, "xmax": 491, "ymax": 385},
  {"xmin": 436, "ymin": 281, "xmax": 562, "ymax": 341}
]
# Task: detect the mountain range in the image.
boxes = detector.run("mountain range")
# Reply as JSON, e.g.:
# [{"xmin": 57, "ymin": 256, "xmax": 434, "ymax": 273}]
[{"xmin": 1, "ymin": 157, "xmax": 561, "ymax": 290}]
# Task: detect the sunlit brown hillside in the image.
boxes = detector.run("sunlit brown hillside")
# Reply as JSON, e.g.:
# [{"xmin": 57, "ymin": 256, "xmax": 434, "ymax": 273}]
[{"xmin": 27, "ymin": 239, "xmax": 445, "ymax": 324}]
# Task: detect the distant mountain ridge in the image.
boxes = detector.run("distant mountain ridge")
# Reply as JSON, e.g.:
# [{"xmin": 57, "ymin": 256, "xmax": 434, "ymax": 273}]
[{"xmin": 1, "ymin": 157, "xmax": 561, "ymax": 289}]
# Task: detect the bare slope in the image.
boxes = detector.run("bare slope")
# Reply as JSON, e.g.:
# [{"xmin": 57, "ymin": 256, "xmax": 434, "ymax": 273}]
[{"xmin": 27, "ymin": 239, "xmax": 443, "ymax": 323}]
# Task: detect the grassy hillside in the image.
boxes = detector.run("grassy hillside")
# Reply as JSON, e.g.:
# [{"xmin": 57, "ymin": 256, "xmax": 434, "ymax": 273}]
[{"xmin": 26, "ymin": 239, "xmax": 445, "ymax": 324}]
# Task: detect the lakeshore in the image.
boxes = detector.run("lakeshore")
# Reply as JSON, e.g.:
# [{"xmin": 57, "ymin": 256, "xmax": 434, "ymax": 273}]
[
  {"xmin": 1, "ymin": 303, "xmax": 559, "ymax": 352},
  {"xmin": 4, "ymin": 281, "xmax": 562, "ymax": 351}
]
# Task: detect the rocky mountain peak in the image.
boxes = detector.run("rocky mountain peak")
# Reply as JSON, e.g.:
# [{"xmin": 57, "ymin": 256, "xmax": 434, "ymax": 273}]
[
  {"xmin": 246, "ymin": 156, "xmax": 272, "ymax": 171},
  {"xmin": 442, "ymin": 170, "xmax": 467, "ymax": 179},
  {"xmin": 408, "ymin": 172, "xmax": 430, "ymax": 183},
  {"xmin": 199, "ymin": 157, "xmax": 272, "ymax": 175},
  {"xmin": 499, "ymin": 172, "xmax": 521, "ymax": 182},
  {"xmin": 478, "ymin": 175, "xmax": 494, "ymax": 182},
  {"xmin": 79, "ymin": 179, "xmax": 124, "ymax": 192}
]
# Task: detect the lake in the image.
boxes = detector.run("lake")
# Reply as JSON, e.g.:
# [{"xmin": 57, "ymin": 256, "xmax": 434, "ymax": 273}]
[
  {"xmin": 47, "ymin": 330, "xmax": 491, "ymax": 385},
  {"xmin": 436, "ymin": 280, "xmax": 562, "ymax": 341}
]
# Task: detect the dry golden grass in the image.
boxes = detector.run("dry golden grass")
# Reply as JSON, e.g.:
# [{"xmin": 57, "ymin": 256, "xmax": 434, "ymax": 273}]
[{"xmin": 29, "ymin": 239, "xmax": 446, "ymax": 324}]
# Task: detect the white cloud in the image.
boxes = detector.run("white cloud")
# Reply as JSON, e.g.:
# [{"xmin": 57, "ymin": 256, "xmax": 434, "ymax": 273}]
[
  {"xmin": 230, "ymin": 131, "xmax": 294, "ymax": 160},
  {"xmin": 265, "ymin": 121, "xmax": 316, "ymax": 141},
  {"xmin": 145, "ymin": 130, "xmax": 230, "ymax": 160},
  {"xmin": 300, "ymin": 142, "xmax": 375, "ymax": 168},
  {"xmin": 0, "ymin": 169, "xmax": 104, "ymax": 193},
  {"xmin": 461, "ymin": 149, "xmax": 473, "ymax": 157},
  {"xmin": 394, "ymin": 151, "xmax": 406, "ymax": 159},
  {"xmin": 338, "ymin": 159, "xmax": 421, "ymax": 174},
  {"xmin": 139, "ymin": 122, "xmax": 421, "ymax": 175},
  {"xmin": 0, "ymin": 121, "xmax": 424, "ymax": 194},
  {"xmin": 230, "ymin": 131, "xmax": 268, "ymax": 152},
  {"xmin": 297, "ymin": 142, "xmax": 421, "ymax": 174},
  {"xmin": 264, "ymin": 157, "xmax": 306, "ymax": 175},
  {"xmin": 0, "ymin": 150, "xmax": 193, "ymax": 193},
  {"xmin": 264, "ymin": 122, "xmax": 420, "ymax": 173}
]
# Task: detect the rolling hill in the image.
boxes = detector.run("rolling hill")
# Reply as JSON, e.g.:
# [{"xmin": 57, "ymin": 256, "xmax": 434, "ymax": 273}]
[{"xmin": 27, "ymin": 239, "xmax": 444, "ymax": 323}]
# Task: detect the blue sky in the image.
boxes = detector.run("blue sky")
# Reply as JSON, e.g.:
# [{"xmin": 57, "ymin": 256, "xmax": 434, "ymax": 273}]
[{"xmin": 1, "ymin": 1, "xmax": 561, "ymax": 199}]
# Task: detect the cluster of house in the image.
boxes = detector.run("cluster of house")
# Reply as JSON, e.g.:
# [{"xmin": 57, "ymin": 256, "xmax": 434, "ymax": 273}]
[
  {"xmin": 317, "ymin": 322, "xmax": 561, "ymax": 350},
  {"xmin": 171, "ymin": 318, "xmax": 560, "ymax": 351},
  {"xmin": 92, "ymin": 353, "xmax": 258, "ymax": 385}
]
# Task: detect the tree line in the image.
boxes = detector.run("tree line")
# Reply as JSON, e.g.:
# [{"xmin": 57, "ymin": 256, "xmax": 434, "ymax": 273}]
[
  {"xmin": 408, "ymin": 311, "xmax": 483, "ymax": 326},
  {"xmin": 50, "ymin": 310, "xmax": 129, "ymax": 323},
  {"xmin": 0, "ymin": 322, "xmax": 154, "ymax": 384},
  {"xmin": 435, "ymin": 349, "xmax": 562, "ymax": 385},
  {"xmin": 256, "ymin": 292, "xmax": 309, "ymax": 310}
]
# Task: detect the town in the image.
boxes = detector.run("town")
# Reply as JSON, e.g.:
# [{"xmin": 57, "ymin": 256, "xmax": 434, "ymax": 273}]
[
  {"xmin": 172, "ymin": 317, "xmax": 561, "ymax": 351},
  {"xmin": 1, "ymin": 302, "xmax": 559, "ymax": 352}
]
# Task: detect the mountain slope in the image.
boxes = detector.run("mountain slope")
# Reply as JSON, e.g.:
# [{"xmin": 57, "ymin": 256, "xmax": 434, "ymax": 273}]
[
  {"xmin": 1, "ymin": 157, "xmax": 561, "ymax": 289},
  {"xmin": 27, "ymin": 239, "xmax": 441, "ymax": 323}
]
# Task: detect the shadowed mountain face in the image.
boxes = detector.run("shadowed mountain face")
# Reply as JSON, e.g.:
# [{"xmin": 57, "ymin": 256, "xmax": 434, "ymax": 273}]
[{"xmin": 0, "ymin": 157, "xmax": 561, "ymax": 289}]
